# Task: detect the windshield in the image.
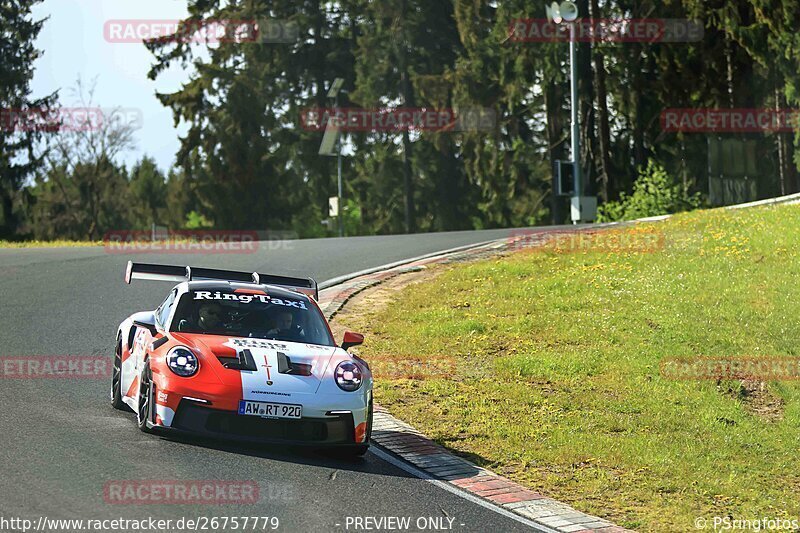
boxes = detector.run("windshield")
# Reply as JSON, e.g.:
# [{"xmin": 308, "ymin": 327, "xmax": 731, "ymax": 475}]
[{"xmin": 170, "ymin": 289, "xmax": 334, "ymax": 347}]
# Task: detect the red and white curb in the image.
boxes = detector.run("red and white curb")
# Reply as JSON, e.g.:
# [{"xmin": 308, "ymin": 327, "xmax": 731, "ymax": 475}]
[
  {"xmin": 318, "ymin": 237, "xmax": 633, "ymax": 533},
  {"xmin": 318, "ymin": 238, "xmax": 508, "ymax": 320}
]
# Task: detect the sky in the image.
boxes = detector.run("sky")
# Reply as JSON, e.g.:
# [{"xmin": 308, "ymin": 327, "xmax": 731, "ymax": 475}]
[{"xmin": 30, "ymin": 0, "xmax": 192, "ymax": 172}]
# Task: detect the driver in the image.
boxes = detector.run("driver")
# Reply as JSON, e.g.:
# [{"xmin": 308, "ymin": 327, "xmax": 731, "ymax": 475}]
[
  {"xmin": 197, "ymin": 302, "xmax": 224, "ymax": 331},
  {"xmin": 267, "ymin": 310, "xmax": 300, "ymax": 340}
]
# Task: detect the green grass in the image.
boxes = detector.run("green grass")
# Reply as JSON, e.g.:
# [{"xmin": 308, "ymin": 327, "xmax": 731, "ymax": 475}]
[
  {"xmin": 336, "ymin": 205, "xmax": 800, "ymax": 531},
  {"xmin": 0, "ymin": 240, "xmax": 102, "ymax": 248}
]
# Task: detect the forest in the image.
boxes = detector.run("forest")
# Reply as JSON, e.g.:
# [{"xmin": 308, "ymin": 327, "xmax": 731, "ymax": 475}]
[{"xmin": 1, "ymin": 0, "xmax": 798, "ymax": 240}]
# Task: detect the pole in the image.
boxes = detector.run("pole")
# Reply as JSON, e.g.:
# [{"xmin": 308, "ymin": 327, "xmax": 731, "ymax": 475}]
[
  {"xmin": 337, "ymin": 132, "xmax": 343, "ymax": 237},
  {"xmin": 569, "ymin": 22, "xmax": 581, "ymax": 223},
  {"xmin": 336, "ymin": 94, "xmax": 343, "ymax": 238}
]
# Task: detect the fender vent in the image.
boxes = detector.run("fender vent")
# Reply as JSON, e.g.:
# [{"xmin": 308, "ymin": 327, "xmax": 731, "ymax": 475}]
[
  {"xmin": 151, "ymin": 336, "xmax": 169, "ymax": 350},
  {"xmin": 127, "ymin": 327, "xmax": 137, "ymax": 351}
]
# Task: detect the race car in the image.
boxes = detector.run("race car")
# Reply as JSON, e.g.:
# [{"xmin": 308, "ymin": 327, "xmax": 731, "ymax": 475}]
[{"xmin": 111, "ymin": 262, "xmax": 373, "ymax": 456}]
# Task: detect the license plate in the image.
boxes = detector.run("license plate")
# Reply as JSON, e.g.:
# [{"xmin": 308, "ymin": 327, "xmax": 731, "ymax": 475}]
[{"xmin": 238, "ymin": 400, "xmax": 302, "ymax": 420}]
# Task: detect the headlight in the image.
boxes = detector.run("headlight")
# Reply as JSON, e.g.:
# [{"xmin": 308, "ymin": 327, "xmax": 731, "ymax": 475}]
[
  {"xmin": 335, "ymin": 361, "xmax": 363, "ymax": 392},
  {"xmin": 166, "ymin": 347, "xmax": 199, "ymax": 377}
]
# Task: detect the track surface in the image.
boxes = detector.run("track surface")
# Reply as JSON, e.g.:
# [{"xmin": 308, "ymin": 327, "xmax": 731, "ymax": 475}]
[{"xmin": 0, "ymin": 229, "xmax": 549, "ymax": 533}]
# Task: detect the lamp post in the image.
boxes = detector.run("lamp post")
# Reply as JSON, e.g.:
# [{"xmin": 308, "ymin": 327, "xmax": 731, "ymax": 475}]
[
  {"xmin": 319, "ymin": 78, "xmax": 345, "ymax": 237},
  {"xmin": 329, "ymin": 78, "xmax": 344, "ymax": 237},
  {"xmin": 568, "ymin": 20, "xmax": 580, "ymax": 211},
  {"xmin": 546, "ymin": 2, "xmax": 596, "ymax": 223}
]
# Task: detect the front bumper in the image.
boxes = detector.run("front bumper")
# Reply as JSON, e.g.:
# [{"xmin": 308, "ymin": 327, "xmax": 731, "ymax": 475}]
[{"xmin": 163, "ymin": 400, "xmax": 361, "ymax": 447}]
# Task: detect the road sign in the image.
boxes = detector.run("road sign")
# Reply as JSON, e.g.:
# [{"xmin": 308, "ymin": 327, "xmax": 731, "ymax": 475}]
[
  {"xmin": 553, "ymin": 160, "xmax": 575, "ymax": 196},
  {"xmin": 328, "ymin": 197, "xmax": 339, "ymax": 217}
]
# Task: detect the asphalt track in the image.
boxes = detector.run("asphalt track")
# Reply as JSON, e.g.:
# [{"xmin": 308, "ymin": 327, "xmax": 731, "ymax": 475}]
[{"xmin": 0, "ymin": 229, "xmax": 555, "ymax": 533}]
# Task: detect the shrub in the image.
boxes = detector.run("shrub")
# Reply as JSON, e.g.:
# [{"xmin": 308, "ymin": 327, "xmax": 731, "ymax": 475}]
[{"xmin": 596, "ymin": 160, "xmax": 703, "ymax": 222}]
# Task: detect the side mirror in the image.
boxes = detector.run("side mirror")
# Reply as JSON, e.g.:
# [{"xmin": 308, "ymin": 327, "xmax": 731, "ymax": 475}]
[
  {"xmin": 341, "ymin": 331, "xmax": 364, "ymax": 351},
  {"xmin": 133, "ymin": 314, "xmax": 158, "ymax": 337}
]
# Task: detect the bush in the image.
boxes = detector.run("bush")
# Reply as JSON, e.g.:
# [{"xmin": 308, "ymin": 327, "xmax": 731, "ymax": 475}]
[
  {"xmin": 596, "ymin": 160, "xmax": 703, "ymax": 222},
  {"xmin": 185, "ymin": 211, "xmax": 214, "ymax": 229}
]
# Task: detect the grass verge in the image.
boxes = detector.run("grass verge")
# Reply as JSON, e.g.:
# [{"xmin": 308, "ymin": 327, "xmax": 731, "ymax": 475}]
[{"xmin": 333, "ymin": 205, "xmax": 800, "ymax": 531}]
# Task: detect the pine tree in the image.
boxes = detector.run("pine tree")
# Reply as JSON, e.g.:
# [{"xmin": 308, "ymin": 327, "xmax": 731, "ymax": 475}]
[
  {"xmin": 0, "ymin": 0, "xmax": 57, "ymax": 238},
  {"xmin": 146, "ymin": 0, "xmax": 356, "ymax": 233}
]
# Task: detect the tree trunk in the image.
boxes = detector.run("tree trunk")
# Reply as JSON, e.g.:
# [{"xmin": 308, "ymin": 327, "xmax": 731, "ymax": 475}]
[
  {"xmin": 398, "ymin": 0, "xmax": 415, "ymax": 234},
  {"xmin": 776, "ymin": 88, "xmax": 786, "ymax": 195},
  {"xmin": 576, "ymin": 0, "xmax": 596, "ymax": 197},
  {"xmin": 631, "ymin": 44, "xmax": 646, "ymax": 171},
  {"xmin": 401, "ymin": 129, "xmax": 414, "ymax": 233},
  {"xmin": 545, "ymin": 80, "xmax": 567, "ymax": 225},
  {"xmin": 787, "ymin": 139, "xmax": 798, "ymax": 193},
  {"xmin": 590, "ymin": 0, "xmax": 612, "ymax": 202},
  {"xmin": 0, "ymin": 187, "xmax": 13, "ymax": 239}
]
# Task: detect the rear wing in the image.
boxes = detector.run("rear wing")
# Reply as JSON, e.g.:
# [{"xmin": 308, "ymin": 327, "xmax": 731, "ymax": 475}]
[{"xmin": 124, "ymin": 261, "xmax": 318, "ymax": 300}]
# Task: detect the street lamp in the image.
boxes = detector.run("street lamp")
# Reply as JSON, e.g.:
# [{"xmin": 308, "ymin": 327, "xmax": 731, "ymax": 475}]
[
  {"xmin": 319, "ymin": 78, "xmax": 345, "ymax": 237},
  {"xmin": 546, "ymin": 1, "xmax": 597, "ymax": 224}
]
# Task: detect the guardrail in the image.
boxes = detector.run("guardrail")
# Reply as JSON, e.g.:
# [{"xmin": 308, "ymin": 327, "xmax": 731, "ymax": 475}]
[{"xmin": 725, "ymin": 191, "xmax": 800, "ymax": 210}]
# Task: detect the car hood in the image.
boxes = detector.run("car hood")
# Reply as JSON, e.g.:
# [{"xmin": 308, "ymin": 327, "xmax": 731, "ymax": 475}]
[{"xmin": 171, "ymin": 333, "xmax": 339, "ymax": 396}]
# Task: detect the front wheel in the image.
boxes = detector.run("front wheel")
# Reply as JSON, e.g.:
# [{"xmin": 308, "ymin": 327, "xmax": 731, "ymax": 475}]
[
  {"xmin": 327, "ymin": 444, "xmax": 369, "ymax": 459},
  {"xmin": 364, "ymin": 398, "xmax": 373, "ymax": 444},
  {"xmin": 351, "ymin": 444, "xmax": 369, "ymax": 457},
  {"xmin": 110, "ymin": 335, "xmax": 130, "ymax": 411},
  {"xmin": 328, "ymin": 402, "xmax": 372, "ymax": 458},
  {"xmin": 136, "ymin": 362, "xmax": 154, "ymax": 432}
]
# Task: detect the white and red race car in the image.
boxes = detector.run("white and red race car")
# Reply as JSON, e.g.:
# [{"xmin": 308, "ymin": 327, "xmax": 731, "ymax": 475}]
[{"xmin": 112, "ymin": 262, "xmax": 373, "ymax": 456}]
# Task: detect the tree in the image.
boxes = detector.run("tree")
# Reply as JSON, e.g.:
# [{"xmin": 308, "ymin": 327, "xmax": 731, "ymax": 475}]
[
  {"xmin": 0, "ymin": 0, "xmax": 57, "ymax": 238},
  {"xmin": 450, "ymin": 0, "xmax": 553, "ymax": 227},
  {"xmin": 353, "ymin": 0, "xmax": 478, "ymax": 233},
  {"xmin": 146, "ymin": 0, "xmax": 356, "ymax": 234},
  {"xmin": 28, "ymin": 157, "xmax": 129, "ymax": 240},
  {"xmin": 128, "ymin": 156, "xmax": 167, "ymax": 229},
  {"xmin": 29, "ymin": 79, "xmax": 137, "ymax": 240}
]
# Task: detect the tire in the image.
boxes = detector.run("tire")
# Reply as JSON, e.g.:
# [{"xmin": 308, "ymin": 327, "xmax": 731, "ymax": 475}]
[
  {"xmin": 351, "ymin": 400, "xmax": 373, "ymax": 457},
  {"xmin": 328, "ymin": 444, "xmax": 369, "ymax": 459},
  {"xmin": 351, "ymin": 444, "xmax": 369, "ymax": 457},
  {"xmin": 365, "ymin": 398, "xmax": 373, "ymax": 443},
  {"xmin": 136, "ymin": 362, "xmax": 154, "ymax": 433},
  {"xmin": 327, "ymin": 401, "xmax": 372, "ymax": 458},
  {"xmin": 110, "ymin": 335, "xmax": 130, "ymax": 411}
]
